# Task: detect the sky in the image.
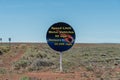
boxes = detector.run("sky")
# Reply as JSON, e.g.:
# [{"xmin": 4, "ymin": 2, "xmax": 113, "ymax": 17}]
[{"xmin": 0, "ymin": 0, "xmax": 120, "ymax": 43}]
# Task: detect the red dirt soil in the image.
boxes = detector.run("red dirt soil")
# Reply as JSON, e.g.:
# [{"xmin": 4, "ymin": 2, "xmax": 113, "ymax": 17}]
[{"xmin": 0, "ymin": 71, "xmax": 96, "ymax": 80}]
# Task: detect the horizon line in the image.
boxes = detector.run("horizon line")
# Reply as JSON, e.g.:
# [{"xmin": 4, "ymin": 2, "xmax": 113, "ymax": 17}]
[{"xmin": 1, "ymin": 42, "xmax": 120, "ymax": 44}]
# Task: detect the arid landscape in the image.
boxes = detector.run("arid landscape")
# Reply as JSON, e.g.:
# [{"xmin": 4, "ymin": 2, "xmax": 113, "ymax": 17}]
[{"xmin": 0, "ymin": 43, "xmax": 120, "ymax": 80}]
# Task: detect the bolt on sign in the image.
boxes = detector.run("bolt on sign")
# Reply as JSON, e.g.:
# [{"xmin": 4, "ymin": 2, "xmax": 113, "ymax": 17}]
[{"xmin": 46, "ymin": 22, "xmax": 76, "ymax": 52}]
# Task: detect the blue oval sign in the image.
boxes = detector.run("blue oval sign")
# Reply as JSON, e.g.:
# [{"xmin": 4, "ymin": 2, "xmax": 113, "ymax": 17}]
[{"xmin": 46, "ymin": 22, "xmax": 75, "ymax": 52}]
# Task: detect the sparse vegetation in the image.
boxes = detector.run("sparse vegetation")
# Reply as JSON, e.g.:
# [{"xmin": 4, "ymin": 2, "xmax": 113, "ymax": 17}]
[
  {"xmin": 12, "ymin": 44, "xmax": 120, "ymax": 72},
  {"xmin": 12, "ymin": 44, "xmax": 59, "ymax": 71},
  {"xmin": 0, "ymin": 43, "xmax": 120, "ymax": 80}
]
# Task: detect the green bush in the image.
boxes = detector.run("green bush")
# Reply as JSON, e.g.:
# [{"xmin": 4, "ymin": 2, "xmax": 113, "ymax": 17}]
[
  {"xmin": 0, "ymin": 68, "xmax": 6, "ymax": 74},
  {"xmin": 20, "ymin": 76, "xmax": 40, "ymax": 80},
  {"xmin": 20, "ymin": 76, "xmax": 30, "ymax": 80}
]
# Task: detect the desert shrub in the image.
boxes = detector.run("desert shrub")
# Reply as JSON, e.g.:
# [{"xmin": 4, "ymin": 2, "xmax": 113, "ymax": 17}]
[
  {"xmin": 20, "ymin": 76, "xmax": 30, "ymax": 80},
  {"xmin": 0, "ymin": 68, "xmax": 6, "ymax": 74},
  {"xmin": 19, "ymin": 44, "xmax": 27, "ymax": 49},
  {"xmin": 0, "ymin": 50, "xmax": 3, "ymax": 55},
  {"xmin": 29, "ymin": 77, "xmax": 40, "ymax": 80},
  {"xmin": 0, "ymin": 46, "xmax": 10, "ymax": 54},
  {"xmin": 13, "ymin": 60, "xmax": 30, "ymax": 70},
  {"xmin": 28, "ymin": 59, "xmax": 54, "ymax": 71},
  {"xmin": 20, "ymin": 76, "xmax": 40, "ymax": 80},
  {"xmin": 33, "ymin": 59, "xmax": 54, "ymax": 66},
  {"xmin": 27, "ymin": 52, "xmax": 48, "ymax": 59},
  {"xmin": 36, "ymin": 52, "xmax": 47, "ymax": 58},
  {"xmin": 86, "ymin": 65, "xmax": 94, "ymax": 71}
]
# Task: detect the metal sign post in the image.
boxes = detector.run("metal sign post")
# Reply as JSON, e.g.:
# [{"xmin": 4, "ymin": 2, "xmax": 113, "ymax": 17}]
[
  {"xmin": 8, "ymin": 38, "xmax": 11, "ymax": 49},
  {"xmin": 60, "ymin": 52, "xmax": 63, "ymax": 72},
  {"xmin": 0, "ymin": 38, "xmax": 2, "ymax": 45}
]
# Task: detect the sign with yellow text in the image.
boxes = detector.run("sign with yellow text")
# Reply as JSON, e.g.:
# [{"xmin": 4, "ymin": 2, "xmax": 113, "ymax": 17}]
[{"xmin": 46, "ymin": 22, "xmax": 76, "ymax": 52}]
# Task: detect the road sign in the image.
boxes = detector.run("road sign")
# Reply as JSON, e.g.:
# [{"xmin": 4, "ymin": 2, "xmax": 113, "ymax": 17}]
[
  {"xmin": 46, "ymin": 22, "xmax": 76, "ymax": 72},
  {"xmin": 46, "ymin": 22, "xmax": 75, "ymax": 52}
]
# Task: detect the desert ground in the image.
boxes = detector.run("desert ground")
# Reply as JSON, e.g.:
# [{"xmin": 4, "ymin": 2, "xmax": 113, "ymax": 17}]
[{"xmin": 0, "ymin": 43, "xmax": 120, "ymax": 80}]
